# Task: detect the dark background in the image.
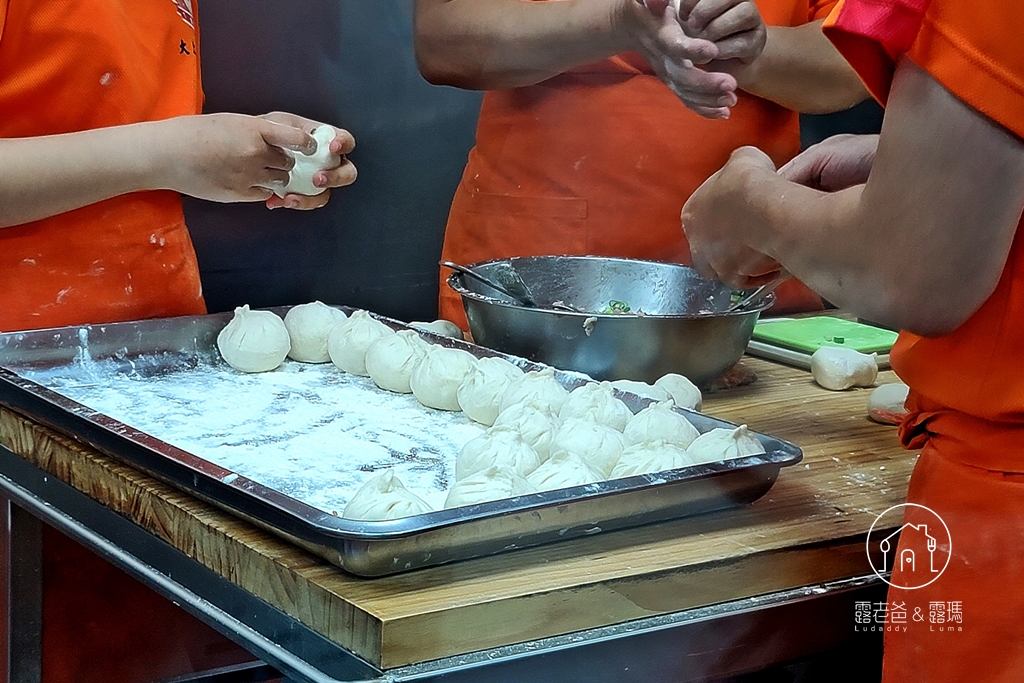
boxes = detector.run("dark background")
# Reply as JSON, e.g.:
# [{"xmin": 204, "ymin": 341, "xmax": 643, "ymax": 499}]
[{"xmin": 185, "ymin": 0, "xmax": 883, "ymax": 322}]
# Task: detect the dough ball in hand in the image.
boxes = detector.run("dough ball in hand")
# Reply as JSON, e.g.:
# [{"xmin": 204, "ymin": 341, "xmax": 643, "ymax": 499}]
[
  {"xmin": 275, "ymin": 126, "xmax": 340, "ymax": 198},
  {"xmin": 217, "ymin": 305, "xmax": 290, "ymax": 373},
  {"xmin": 284, "ymin": 301, "xmax": 347, "ymax": 363}
]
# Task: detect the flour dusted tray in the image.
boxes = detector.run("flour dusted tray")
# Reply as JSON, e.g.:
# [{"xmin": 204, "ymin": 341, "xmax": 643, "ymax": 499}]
[{"xmin": 0, "ymin": 308, "xmax": 801, "ymax": 576}]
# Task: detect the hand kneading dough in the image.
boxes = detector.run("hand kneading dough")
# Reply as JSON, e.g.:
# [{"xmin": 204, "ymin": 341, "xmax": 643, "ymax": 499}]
[
  {"xmin": 327, "ymin": 310, "xmax": 395, "ymax": 376},
  {"xmin": 654, "ymin": 373, "xmax": 703, "ymax": 411},
  {"xmin": 868, "ymin": 382, "xmax": 910, "ymax": 425},
  {"xmin": 810, "ymin": 347, "xmax": 878, "ymax": 391},
  {"xmin": 444, "ymin": 465, "xmax": 537, "ymax": 509},
  {"xmin": 275, "ymin": 126, "xmax": 340, "ymax": 198},
  {"xmin": 526, "ymin": 450, "xmax": 603, "ymax": 492},
  {"xmin": 499, "ymin": 367, "xmax": 569, "ymax": 414},
  {"xmin": 623, "ymin": 400, "xmax": 700, "ymax": 448},
  {"xmin": 342, "ymin": 470, "xmax": 433, "ymax": 520},
  {"xmin": 608, "ymin": 379, "xmax": 672, "ymax": 403},
  {"xmin": 284, "ymin": 301, "xmax": 347, "ymax": 363},
  {"xmin": 455, "ymin": 426, "xmax": 540, "ymax": 481},
  {"xmin": 550, "ymin": 417, "xmax": 627, "ymax": 478},
  {"xmin": 410, "ymin": 345, "xmax": 478, "ymax": 411},
  {"xmin": 365, "ymin": 330, "xmax": 428, "ymax": 393},
  {"xmin": 491, "ymin": 400, "xmax": 563, "ymax": 461},
  {"xmin": 558, "ymin": 382, "xmax": 633, "ymax": 432},
  {"xmin": 686, "ymin": 425, "xmax": 765, "ymax": 465},
  {"xmin": 409, "ymin": 319, "xmax": 465, "ymax": 340},
  {"xmin": 610, "ymin": 439, "xmax": 689, "ymax": 479},
  {"xmin": 457, "ymin": 357, "xmax": 525, "ymax": 425},
  {"xmin": 217, "ymin": 305, "xmax": 290, "ymax": 373}
]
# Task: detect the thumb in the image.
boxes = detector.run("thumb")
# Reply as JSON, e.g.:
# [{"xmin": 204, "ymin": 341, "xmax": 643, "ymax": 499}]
[
  {"xmin": 260, "ymin": 120, "xmax": 316, "ymax": 155},
  {"xmin": 730, "ymin": 146, "xmax": 776, "ymax": 171},
  {"xmin": 642, "ymin": 0, "xmax": 672, "ymax": 16}
]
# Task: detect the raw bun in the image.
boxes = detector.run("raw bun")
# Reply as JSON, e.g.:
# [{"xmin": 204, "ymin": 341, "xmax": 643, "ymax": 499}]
[
  {"xmin": 365, "ymin": 329, "xmax": 429, "ymax": 393},
  {"xmin": 455, "ymin": 426, "xmax": 541, "ymax": 481},
  {"xmin": 491, "ymin": 400, "xmax": 563, "ymax": 461},
  {"xmin": 274, "ymin": 126, "xmax": 340, "ymax": 198},
  {"xmin": 283, "ymin": 301, "xmax": 347, "ymax": 363},
  {"xmin": 654, "ymin": 373, "xmax": 703, "ymax": 411},
  {"xmin": 610, "ymin": 439, "xmax": 690, "ymax": 479},
  {"xmin": 217, "ymin": 305, "xmax": 291, "ymax": 373},
  {"xmin": 499, "ymin": 367, "xmax": 569, "ymax": 414},
  {"xmin": 608, "ymin": 379, "xmax": 672, "ymax": 403},
  {"xmin": 457, "ymin": 357, "xmax": 525, "ymax": 425},
  {"xmin": 526, "ymin": 450, "xmax": 603, "ymax": 492},
  {"xmin": 623, "ymin": 400, "xmax": 700, "ymax": 448},
  {"xmin": 868, "ymin": 382, "xmax": 911, "ymax": 425},
  {"xmin": 410, "ymin": 345, "xmax": 478, "ymax": 411},
  {"xmin": 686, "ymin": 425, "xmax": 766, "ymax": 465},
  {"xmin": 342, "ymin": 470, "xmax": 433, "ymax": 520},
  {"xmin": 444, "ymin": 465, "xmax": 537, "ymax": 509},
  {"xmin": 558, "ymin": 382, "xmax": 633, "ymax": 432},
  {"xmin": 328, "ymin": 310, "xmax": 394, "ymax": 376},
  {"xmin": 549, "ymin": 417, "xmax": 628, "ymax": 478},
  {"xmin": 811, "ymin": 347, "xmax": 878, "ymax": 391},
  {"xmin": 410, "ymin": 320, "xmax": 465, "ymax": 340}
]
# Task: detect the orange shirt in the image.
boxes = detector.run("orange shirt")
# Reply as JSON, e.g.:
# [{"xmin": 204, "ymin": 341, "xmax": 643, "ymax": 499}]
[
  {"xmin": 0, "ymin": 0, "xmax": 206, "ymax": 332},
  {"xmin": 438, "ymin": 0, "xmax": 836, "ymax": 326}
]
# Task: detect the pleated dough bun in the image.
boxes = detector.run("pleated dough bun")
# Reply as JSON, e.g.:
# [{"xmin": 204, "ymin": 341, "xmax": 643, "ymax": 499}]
[
  {"xmin": 526, "ymin": 449, "xmax": 603, "ymax": 492},
  {"xmin": 623, "ymin": 400, "xmax": 700, "ymax": 448},
  {"xmin": 558, "ymin": 382, "xmax": 633, "ymax": 432},
  {"xmin": 549, "ymin": 417, "xmax": 628, "ymax": 478},
  {"xmin": 410, "ymin": 345, "xmax": 478, "ymax": 411},
  {"xmin": 455, "ymin": 426, "xmax": 541, "ymax": 481},
  {"xmin": 492, "ymin": 400, "xmax": 563, "ymax": 462},
  {"xmin": 284, "ymin": 301, "xmax": 348, "ymax": 363},
  {"xmin": 327, "ymin": 310, "xmax": 395, "ymax": 376},
  {"xmin": 444, "ymin": 465, "xmax": 537, "ymax": 509},
  {"xmin": 342, "ymin": 470, "xmax": 433, "ymax": 520},
  {"xmin": 499, "ymin": 367, "xmax": 569, "ymax": 414},
  {"xmin": 457, "ymin": 357, "xmax": 525, "ymax": 426},
  {"xmin": 365, "ymin": 329, "xmax": 429, "ymax": 393},
  {"xmin": 610, "ymin": 439, "xmax": 689, "ymax": 479},
  {"xmin": 217, "ymin": 305, "xmax": 291, "ymax": 373}
]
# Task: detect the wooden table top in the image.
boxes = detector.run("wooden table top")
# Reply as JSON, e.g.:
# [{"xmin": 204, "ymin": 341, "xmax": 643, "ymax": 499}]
[{"xmin": 0, "ymin": 356, "xmax": 915, "ymax": 670}]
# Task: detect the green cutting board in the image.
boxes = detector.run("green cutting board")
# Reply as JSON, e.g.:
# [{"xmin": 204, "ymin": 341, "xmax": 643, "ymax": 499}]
[{"xmin": 752, "ymin": 317, "xmax": 898, "ymax": 355}]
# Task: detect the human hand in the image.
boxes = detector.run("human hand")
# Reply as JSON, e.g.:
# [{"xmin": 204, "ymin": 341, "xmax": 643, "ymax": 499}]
[
  {"xmin": 259, "ymin": 112, "xmax": 357, "ymax": 210},
  {"xmin": 675, "ymin": 0, "xmax": 767, "ymax": 68},
  {"xmin": 681, "ymin": 146, "xmax": 782, "ymax": 287},
  {"xmin": 779, "ymin": 134, "xmax": 878, "ymax": 191}
]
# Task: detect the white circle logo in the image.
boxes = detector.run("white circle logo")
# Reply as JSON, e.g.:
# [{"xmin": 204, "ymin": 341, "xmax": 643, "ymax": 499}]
[{"xmin": 866, "ymin": 503, "xmax": 952, "ymax": 590}]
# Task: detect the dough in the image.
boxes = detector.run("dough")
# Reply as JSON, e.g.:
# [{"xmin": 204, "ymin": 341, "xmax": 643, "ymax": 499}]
[
  {"xmin": 623, "ymin": 400, "xmax": 700, "ymax": 448},
  {"xmin": 342, "ymin": 470, "xmax": 433, "ymax": 520},
  {"xmin": 558, "ymin": 382, "xmax": 633, "ymax": 432},
  {"xmin": 444, "ymin": 465, "xmax": 537, "ymax": 509},
  {"xmin": 283, "ymin": 301, "xmax": 347, "ymax": 363},
  {"xmin": 365, "ymin": 329, "xmax": 429, "ymax": 393},
  {"xmin": 410, "ymin": 345, "xmax": 478, "ymax": 411},
  {"xmin": 216, "ymin": 305, "xmax": 291, "ymax": 373},
  {"xmin": 526, "ymin": 449, "xmax": 603, "ymax": 492},
  {"xmin": 409, "ymin": 319, "xmax": 465, "ymax": 339},
  {"xmin": 610, "ymin": 439, "xmax": 689, "ymax": 479},
  {"xmin": 499, "ymin": 367, "xmax": 570, "ymax": 414},
  {"xmin": 549, "ymin": 417, "xmax": 628, "ymax": 478},
  {"xmin": 327, "ymin": 310, "xmax": 395, "ymax": 376},
  {"xmin": 608, "ymin": 379, "xmax": 672, "ymax": 403},
  {"xmin": 455, "ymin": 425, "xmax": 541, "ymax": 481},
  {"xmin": 868, "ymin": 382, "xmax": 911, "ymax": 425},
  {"xmin": 810, "ymin": 347, "xmax": 878, "ymax": 391},
  {"xmin": 491, "ymin": 400, "xmax": 563, "ymax": 461},
  {"xmin": 686, "ymin": 425, "xmax": 766, "ymax": 465},
  {"xmin": 654, "ymin": 373, "xmax": 702, "ymax": 411},
  {"xmin": 274, "ymin": 126, "xmax": 340, "ymax": 198},
  {"xmin": 457, "ymin": 357, "xmax": 525, "ymax": 425}
]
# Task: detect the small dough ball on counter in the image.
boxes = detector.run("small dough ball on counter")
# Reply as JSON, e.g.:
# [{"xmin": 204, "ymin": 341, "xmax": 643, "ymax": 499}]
[
  {"xmin": 283, "ymin": 301, "xmax": 347, "ymax": 363},
  {"xmin": 444, "ymin": 465, "xmax": 537, "ymax": 509},
  {"xmin": 365, "ymin": 329, "xmax": 429, "ymax": 394},
  {"xmin": 654, "ymin": 373, "xmax": 702, "ymax": 411},
  {"xmin": 868, "ymin": 382, "xmax": 911, "ymax": 425},
  {"xmin": 526, "ymin": 449, "xmax": 603, "ymax": 492},
  {"xmin": 492, "ymin": 400, "xmax": 563, "ymax": 461},
  {"xmin": 610, "ymin": 439, "xmax": 689, "ymax": 479},
  {"xmin": 409, "ymin": 319, "xmax": 465, "ymax": 340},
  {"xmin": 410, "ymin": 345, "xmax": 478, "ymax": 411},
  {"xmin": 217, "ymin": 305, "xmax": 291, "ymax": 373},
  {"xmin": 608, "ymin": 379, "xmax": 672, "ymax": 404},
  {"xmin": 275, "ymin": 126, "xmax": 340, "ymax": 198},
  {"xmin": 328, "ymin": 310, "xmax": 395, "ymax": 376},
  {"xmin": 559, "ymin": 382, "xmax": 633, "ymax": 432},
  {"xmin": 499, "ymin": 367, "xmax": 570, "ymax": 414},
  {"xmin": 810, "ymin": 347, "xmax": 878, "ymax": 391},
  {"xmin": 550, "ymin": 417, "xmax": 627, "ymax": 478},
  {"xmin": 455, "ymin": 425, "xmax": 541, "ymax": 481},
  {"xmin": 623, "ymin": 400, "xmax": 700, "ymax": 448},
  {"xmin": 686, "ymin": 425, "xmax": 765, "ymax": 465},
  {"xmin": 342, "ymin": 470, "xmax": 433, "ymax": 520},
  {"xmin": 457, "ymin": 357, "xmax": 525, "ymax": 426}
]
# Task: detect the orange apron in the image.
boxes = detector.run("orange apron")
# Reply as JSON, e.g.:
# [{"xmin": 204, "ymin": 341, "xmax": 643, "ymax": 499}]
[
  {"xmin": 438, "ymin": 0, "xmax": 836, "ymax": 328},
  {"xmin": 825, "ymin": 1, "xmax": 1024, "ymax": 680}
]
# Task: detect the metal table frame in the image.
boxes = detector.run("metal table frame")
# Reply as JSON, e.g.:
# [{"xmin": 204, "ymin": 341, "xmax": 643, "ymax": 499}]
[{"xmin": 0, "ymin": 445, "xmax": 884, "ymax": 683}]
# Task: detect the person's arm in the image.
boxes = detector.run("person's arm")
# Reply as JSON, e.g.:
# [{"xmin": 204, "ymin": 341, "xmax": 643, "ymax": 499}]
[{"xmin": 681, "ymin": 58, "xmax": 1024, "ymax": 337}]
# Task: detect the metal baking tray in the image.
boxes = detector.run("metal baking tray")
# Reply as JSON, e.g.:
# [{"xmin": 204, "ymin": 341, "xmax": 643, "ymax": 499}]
[{"xmin": 0, "ymin": 308, "xmax": 802, "ymax": 576}]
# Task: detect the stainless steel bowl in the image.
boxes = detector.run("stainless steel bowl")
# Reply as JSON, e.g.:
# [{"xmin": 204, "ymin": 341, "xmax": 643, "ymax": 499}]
[{"xmin": 447, "ymin": 256, "xmax": 773, "ymax": 386}]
